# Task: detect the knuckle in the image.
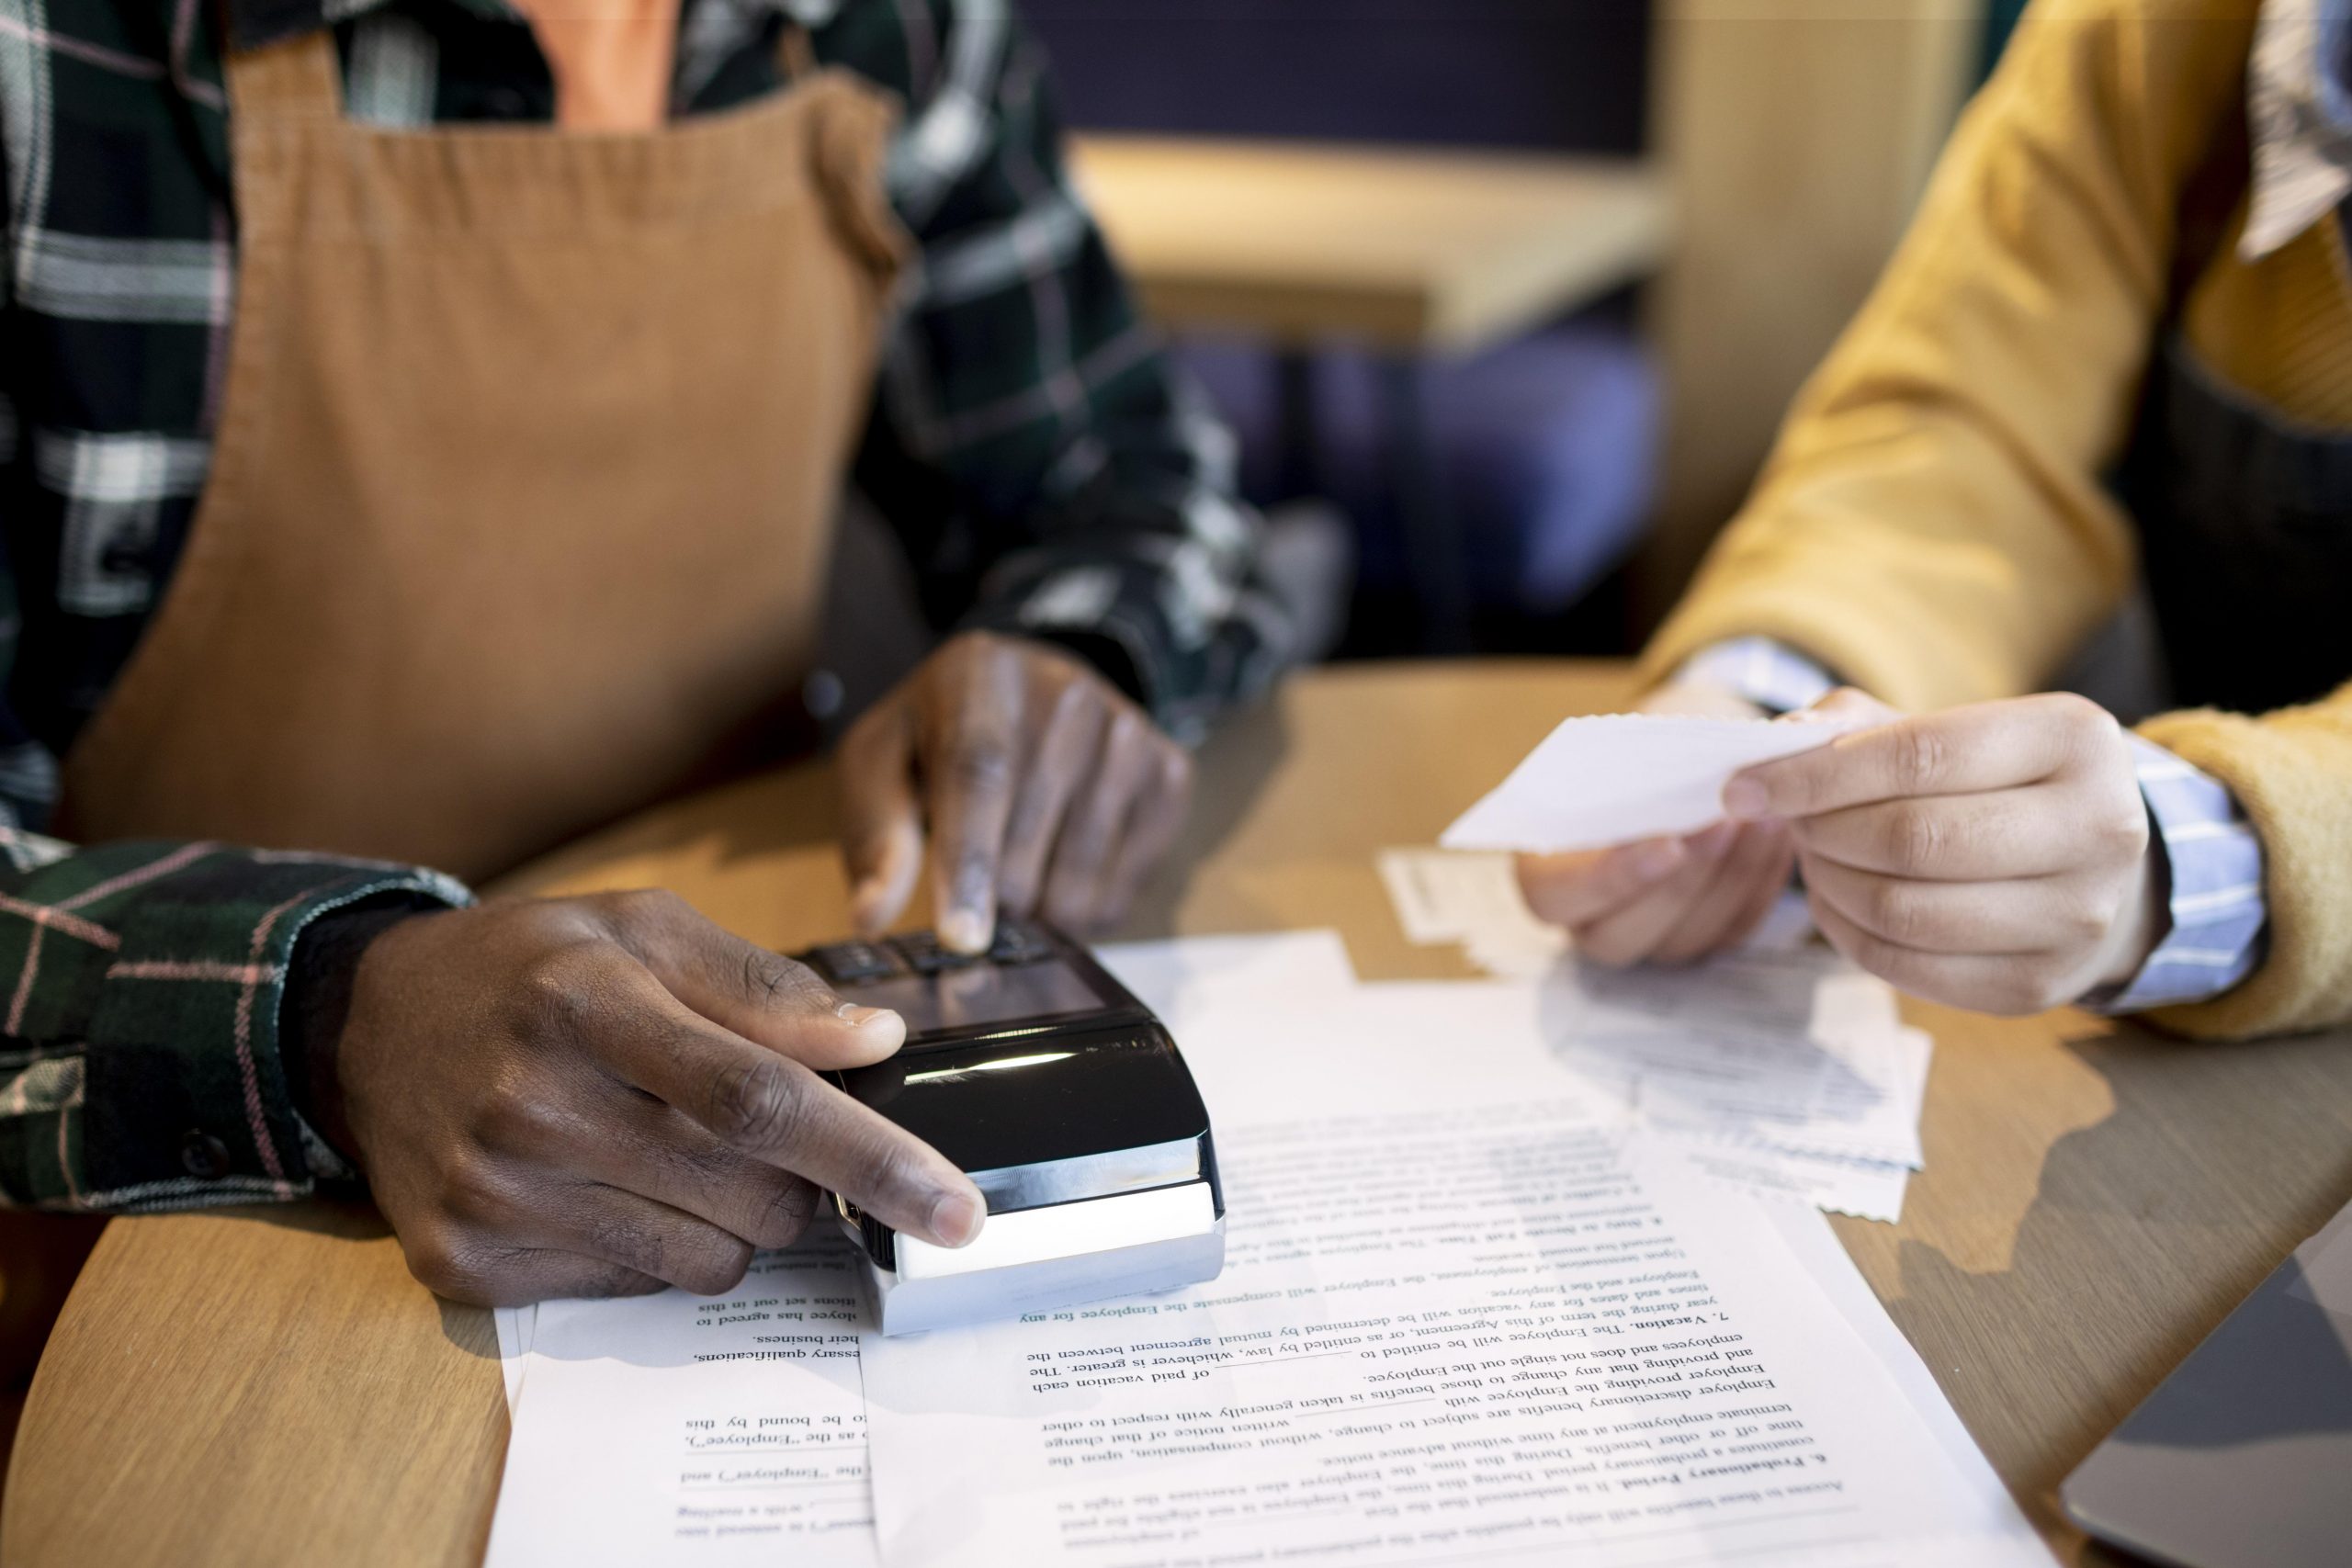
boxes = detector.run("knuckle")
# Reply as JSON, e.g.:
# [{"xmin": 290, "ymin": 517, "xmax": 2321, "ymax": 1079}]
[
  {"xmin": 2048, "ymin": 694, "xmax": 2122, "ymax": 771},
  {"xmin": 475, "ymin": 1059, "xmax": 575, "ymax": 1153},
  {"xmin": 1851, "ymin": 930, "xmax": 1914, "ymax": 985},
  {"xmin": 740, "ymin": 946, "xmax": 822, "ymax": 1010},
  {"xmin": 1159, "ymin": 745, "xmax": 1195, "ymax": 800},
  {"xmin": 403, "ymin": 1230, "xmax": 481, "ymax": 1300},
  {"xmin": 1106, "ymin": 711, "xmax": 1149, "ymax": 758},
  {"xmin": 1891, "ymin": 725, "xmax": 1950, "ymax": 795},
  {"xmin": 709, "ymin": 1055, "xmax": 806, "ymax": 1153},
  {"xmin": 681, "ymin": 1237, "xmax": 756, "ymax": 1298},
  {"xmin": 1047, "ymin": 672, "xmax": 1097, "ymax": 728},
  {"xmin": 586, "ymin": 1213, "xmax": 664, "ymax": 1277},
  {"xmin": 1884, "ymin": 805, "xmax": 1945, "ymax": 872},
  {"xmin": 2098, "ymin": 804, "xmax": 2151, "ymax": 861},
  {"xmin": 508, "ymin": 943, "xmax": 606, "ymax": 1037},
  {"xmin": 1862, "ymin": 878, "xmax": 1934, "ymax": 948},
  {"xmin": 2007, "ymin": 963, "xmax": 2071, "ymax": 1016},
  {"xmin": 2057, "ymin": 883, "xmax": 2117, "ymax": 945},
  {"xmin": 950, "ymin": 741, "xmax": 1016, "ymax": 800},
  {"xmin": 436, "ymin": 1147, "xmax": 511, "ymax": 1223},
  {"xmin": 603, "ymin": 887, "xmax": 691, "ymax": 941},
  {"xmin": 751, "ymin": 1179, "xmax": 820, "ymax": 1249},
  {"xmin": 2043, "ymin": 691, "xmax": 2113, "ymax": 737},
  {"xmin": 848, "ymin": 1136, "xmax": 926, "ymax": 1207}
]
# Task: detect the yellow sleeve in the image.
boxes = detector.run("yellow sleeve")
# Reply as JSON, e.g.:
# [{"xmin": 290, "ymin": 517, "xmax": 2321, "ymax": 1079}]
[
  {"xmin": 1643, "ymin": 0, "xmax": 2259, "ymax": 712},
  {"xmin": 2137, "ymin": 683, "xmax": 2352, "ymax": 1038}
]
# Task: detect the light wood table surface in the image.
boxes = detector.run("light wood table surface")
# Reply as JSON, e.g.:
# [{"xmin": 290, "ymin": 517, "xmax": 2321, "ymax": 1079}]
[
  {"xmin": 9, "ymin": 661, "xmax": 2352, "ymax": 1566},
  {"xmin": 1067, "ymin": 137, "xmax": 1672, "ymax": 355}
]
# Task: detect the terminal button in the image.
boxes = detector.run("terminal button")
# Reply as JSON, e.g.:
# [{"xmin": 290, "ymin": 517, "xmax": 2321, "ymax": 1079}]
[{"xmin": 809, "ymin": 941, "xmax": 901, "ymax": 985}]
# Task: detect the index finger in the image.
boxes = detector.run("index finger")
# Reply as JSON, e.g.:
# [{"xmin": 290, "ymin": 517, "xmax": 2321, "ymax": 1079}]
[
  {"xmin": 924, "ymin": 662, "xmax": 1023, "ymax": 953},
  {"xmin": 600, "ymin": 980, "xmax": 984, "ymax": 1249},
  {"xmin": 1724, "ymin": 702, "xmax": 2085, "ymax": 820},
  {"xmin": 838, "ymin": 704, "xmax": 925, "ymax": 935}
]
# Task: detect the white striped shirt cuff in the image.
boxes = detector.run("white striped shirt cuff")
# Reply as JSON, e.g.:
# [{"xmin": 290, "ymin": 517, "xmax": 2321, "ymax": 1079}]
[
  {"xmin": 1678, "ymin": 637, "xmax": 1838, "ymax": 716},
  {"xmin": 2101, "ymin": 736, "xmax": 2268, "ymax": 1013}
]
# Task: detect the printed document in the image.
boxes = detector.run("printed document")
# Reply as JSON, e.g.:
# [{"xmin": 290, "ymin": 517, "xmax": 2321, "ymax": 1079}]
[
  {"xmin": 860, "ymin": 981, "xmax": 2040, "ymax": 1567},
  {"xmin": 484, "ymin": 932, "xmax": 2041, "ymax": 1568},
  {"xmin": 486, "ymin": 1239, "xmax": 878, "ymax": 1568}
]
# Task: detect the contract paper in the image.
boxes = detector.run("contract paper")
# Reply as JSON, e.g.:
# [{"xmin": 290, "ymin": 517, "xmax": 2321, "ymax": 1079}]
[
  {"xmin": 860, "ymin": 1109, "xmax": 2042, "ymax": 1568},
  {"xmin": 1442, "ymin": 714, "xmax": 1841, "ymax": 854},
  {"xmin": 487, "ymin": 1240, "xmax": 879, "ymax": 1568},
  {"xmin": 486, "ymin": 934, "xmax": 2021, "ymax": 1568}
]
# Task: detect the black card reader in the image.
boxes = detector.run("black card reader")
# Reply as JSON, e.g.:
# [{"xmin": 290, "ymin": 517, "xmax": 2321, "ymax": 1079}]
[{"xmin": 800, "ymin": 919, "xmax": 1226, "ymax": 1335}]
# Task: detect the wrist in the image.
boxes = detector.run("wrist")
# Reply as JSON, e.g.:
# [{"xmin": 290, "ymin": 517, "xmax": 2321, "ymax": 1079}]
[
  {"xmin": 283, "ymin": 898, "xmax": 438, "ymax": 1170},
  {"xmin": 2094, "ymin": 838, "xmax": 2171, "ymax": 993}
]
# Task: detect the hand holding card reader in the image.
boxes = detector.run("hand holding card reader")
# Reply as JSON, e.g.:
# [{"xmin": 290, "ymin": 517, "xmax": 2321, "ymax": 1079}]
[{"xmin": 800, "ymin": 919, "xmax": 1225, "ymax": 1335}]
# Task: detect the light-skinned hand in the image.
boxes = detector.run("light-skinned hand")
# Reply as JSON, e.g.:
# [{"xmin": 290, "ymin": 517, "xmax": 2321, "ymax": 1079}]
[
  {"xmin": 837, "ymin": 631, "xmax": 1193, "ymax": 953},
  {"xmin": 1724, "ymin": 688, "xmax": 2164, "ymax": 1014},
  {"xmin": 1514, "ymin": 678, "xmax": 1804, "ymax": 965}
]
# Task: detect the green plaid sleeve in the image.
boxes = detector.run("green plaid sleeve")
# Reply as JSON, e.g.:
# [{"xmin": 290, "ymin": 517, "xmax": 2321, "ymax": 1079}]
[
  {"xmin": 0, "ymin": 832, "xmax": 468, "ymax": 1212},
  {"xmin": 840, "ymin": 1, "xmax": 1295, "ymax": 743}
]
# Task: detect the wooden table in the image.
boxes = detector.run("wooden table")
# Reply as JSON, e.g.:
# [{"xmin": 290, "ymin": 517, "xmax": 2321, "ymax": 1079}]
[
  {"xmin": 1068, "ymin": 137, "xmax": 1672, "ymax": 652},
  {"xmin": 1067, "ymin": 137, "xmax": 1671, "ymax": 355},
  {"xmin": 9, "ymin": 662, "xmax": 2352, "ymax": 1566}
]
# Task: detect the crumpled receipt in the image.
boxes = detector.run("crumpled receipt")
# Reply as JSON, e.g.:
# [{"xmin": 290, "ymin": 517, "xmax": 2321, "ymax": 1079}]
[{"xmin": 1442, "ymin": 712, "xmax": 1843, "ymax": 853}]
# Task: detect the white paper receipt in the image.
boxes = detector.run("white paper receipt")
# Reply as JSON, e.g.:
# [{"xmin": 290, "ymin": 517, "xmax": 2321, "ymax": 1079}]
[{"xmin": 1442, "ymin": 714, "xmax": 1840, "ymax": 854}]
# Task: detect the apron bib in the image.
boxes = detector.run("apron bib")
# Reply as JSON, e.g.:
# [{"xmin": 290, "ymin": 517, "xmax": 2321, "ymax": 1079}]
[
  {"xmin": 57, "ymin": 31, "xmax": 906, "ymax": 881},
  {"xmin": 2123, "ymin": 211, "xmax": 2352, "ymax": 716},
  {"xmin": 2128, "ymin": 338, "xmax": 2352, "ymax": 716}
]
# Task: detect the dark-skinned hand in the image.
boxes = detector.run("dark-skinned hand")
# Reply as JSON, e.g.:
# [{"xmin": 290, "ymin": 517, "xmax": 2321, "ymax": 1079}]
[
  {"xmin": 838, "ymin": 631, "xmax": 1193, "ymax": 953},
  {"xmin": 311, "ymin": 890, "xmax": 984, "ymax": 1306}
]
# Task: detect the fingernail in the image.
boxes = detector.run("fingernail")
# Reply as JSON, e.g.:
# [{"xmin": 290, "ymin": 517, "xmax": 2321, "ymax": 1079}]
[
  {"xmin": 940, "ymin": 908, "xmax": 989, "ymax": 954},
  {"xmin": 835, "ymin": 1002, "xmax": 898, "ymax": 1030},
  {"xmin": 1630, "ymin": 840, "xmax": 1683, "ymax": 879},
  {"xmin": 928, "ymin": 1187, "xmax": 985, "ymax": 1248},
  {"xmin": 1724, "ymin": 778, "xmax": 1769, "ymax": 819}
]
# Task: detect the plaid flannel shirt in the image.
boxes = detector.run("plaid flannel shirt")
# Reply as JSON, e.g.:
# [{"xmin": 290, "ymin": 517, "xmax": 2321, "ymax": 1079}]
[{"xmin": 0, "ymin": 0, "xmax": 1289, "ymax": 1212}]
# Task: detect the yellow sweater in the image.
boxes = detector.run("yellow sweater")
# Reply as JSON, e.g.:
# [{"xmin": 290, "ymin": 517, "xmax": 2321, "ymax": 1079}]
[{"xmin": 1645, "ymin": 0, "xmax": 2352, "ymax": 1038}]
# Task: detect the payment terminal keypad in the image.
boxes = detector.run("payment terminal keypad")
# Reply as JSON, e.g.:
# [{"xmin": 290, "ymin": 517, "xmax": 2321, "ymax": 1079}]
[
  {"xmin": 808, "ymin": 919, "xmax": 1056, "ymax": 986},
  {"xmin": 807, "ymin": 940, "xmax": 900, "ymax": 986}
]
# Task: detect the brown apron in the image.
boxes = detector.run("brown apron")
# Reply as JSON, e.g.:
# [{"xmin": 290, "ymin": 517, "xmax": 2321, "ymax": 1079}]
[{"xmin": 56, "ymin": 30, "xmax": 906, "ymax": 882}]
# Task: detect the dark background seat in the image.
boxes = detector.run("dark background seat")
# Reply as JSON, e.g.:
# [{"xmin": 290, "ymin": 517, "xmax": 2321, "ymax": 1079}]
[{"xmin": 1026, "ymin": 3, "xmax": 1664, "ymax": 656}]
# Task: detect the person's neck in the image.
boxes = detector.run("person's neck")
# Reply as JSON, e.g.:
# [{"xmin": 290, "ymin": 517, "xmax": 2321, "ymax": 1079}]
[{"xmin": 505, "ymin": 0, "xmax": 683, "ymax": 132}]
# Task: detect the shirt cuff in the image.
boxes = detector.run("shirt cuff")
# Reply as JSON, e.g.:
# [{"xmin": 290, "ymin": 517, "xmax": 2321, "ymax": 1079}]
[
  {"xmin": 1678, "ymin": 637, "xmax": 1839, "ymax": 716},
  {"xmin": 74, "ymin": 852, "xmax": 470, "ymax": 1210},
  {"xmin": 964, "ymin": 558, "xmax": 1289, "ymax": 747},
  {"xmin": 2095, "ymin": 736, "xmax": 2268, "ymax": 1014}
]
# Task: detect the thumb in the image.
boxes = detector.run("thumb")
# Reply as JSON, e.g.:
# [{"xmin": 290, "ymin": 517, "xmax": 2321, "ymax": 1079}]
[{"xmin": 602, "ymin": 892, "xmax": 907, "ymax": 1070}]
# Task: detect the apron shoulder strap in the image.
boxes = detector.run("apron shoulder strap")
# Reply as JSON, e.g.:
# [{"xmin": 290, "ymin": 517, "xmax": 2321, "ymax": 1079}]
[
  {"xmin": 778, "ymin": 22, "xmax": 818, "ymax": 84},
  {"xmin": 224, "ymin": 30, "xmax": 345, "ymax": 122}
]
